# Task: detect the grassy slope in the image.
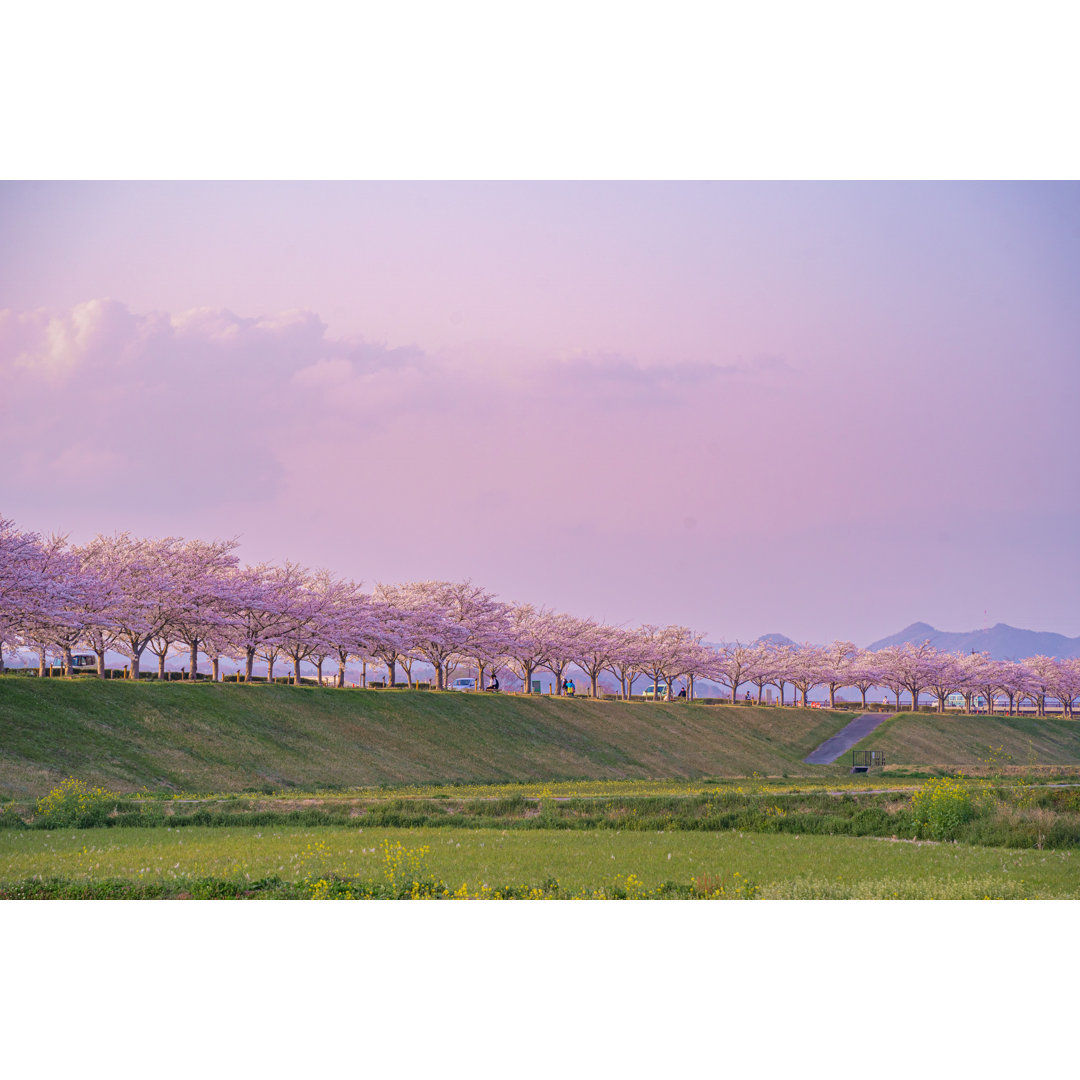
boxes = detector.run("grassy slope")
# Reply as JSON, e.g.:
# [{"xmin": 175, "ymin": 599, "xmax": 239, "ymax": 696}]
[
  {"xmin": 852, "ymin": 710, "xmax": 1080, "ymax": 771},
  {"xmin": 0, "ymin": 679, "xmax": 847, "ymax": 798}
]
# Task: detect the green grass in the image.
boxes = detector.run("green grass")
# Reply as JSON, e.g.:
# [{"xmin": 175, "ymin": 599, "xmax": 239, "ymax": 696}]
[
  {"xmin": 852, "ymin": 711, "xmax": 1080, "ymax": 772},
  {"xmin": 2, "ymin": 824, "xmax": 1077, "ymax": 898},
  {"xmin": 0, "ymin": 678, "xmax": 849, "ymax": 798}
]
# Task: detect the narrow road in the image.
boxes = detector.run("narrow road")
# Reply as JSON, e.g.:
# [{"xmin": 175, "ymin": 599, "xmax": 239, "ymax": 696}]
[{"xmin": 803, "ymin": 712, "xmax": 894, "ymax": 765}]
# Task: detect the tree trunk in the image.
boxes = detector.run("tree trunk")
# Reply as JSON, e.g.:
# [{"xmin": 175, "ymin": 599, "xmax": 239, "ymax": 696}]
[
  {"xmin": 38, "ymin": 648, "xmax": 47, "ymax": 677},
  {"xmin": 268, "ymin": 656, "xmax": 276, "ymax": 681},
  {"xmin": 189, "ymin": 642, "xmax": 199, "ymax": 679},
  {"xmin": 131, "ymin": 650, "xmax": 141, "ymax": 680},
  {"xmin": 64, "ymin": 647, "xmax": 73, "ymax": 677},
  {"xmin": 245, "ymin": 649, "xmax": 255, "ymax": 682},
  {"xmin": 212, "ymin": 656, "xmax": 220, "ymax": 681},
  {"xmin": 337, "ymin": 659, "xmax": 346, "ymax": 688},
  {"xmin": 387, "ymin": 659, "xmax": 397, "ymax": 688},
  {"xmin": 158, "ymin": 652, "xmax": 166, "ymax": 680}
]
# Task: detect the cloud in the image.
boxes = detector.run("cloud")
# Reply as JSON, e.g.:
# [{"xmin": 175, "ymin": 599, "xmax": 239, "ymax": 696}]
[
  {"xmin": 560, "ymin": 351, "xmax": 741, "ymax": 388},
  {"xmin": 0, "ymin": 298, "xmax": 805, "ymax": 533}
]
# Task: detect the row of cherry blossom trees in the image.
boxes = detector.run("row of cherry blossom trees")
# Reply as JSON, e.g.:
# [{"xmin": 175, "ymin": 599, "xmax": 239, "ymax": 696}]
[{"xmin": 2, "ymin": 515, "xmax": 1078, "ymax": 714}]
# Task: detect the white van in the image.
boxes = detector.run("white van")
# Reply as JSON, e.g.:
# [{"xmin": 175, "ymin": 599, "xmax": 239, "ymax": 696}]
[
  {"xmin": 449, "ymin": 677, "xmax": 476, "ymax": 692},
  {"xmin": 641, "ymin": 684, "xmax": 668, "ymax": 699}
]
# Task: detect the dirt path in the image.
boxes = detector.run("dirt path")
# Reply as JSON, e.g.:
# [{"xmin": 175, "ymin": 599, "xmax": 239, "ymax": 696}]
[{"xmin": 803, "ymin": 712, "xmax": 894, "ymax": 765}]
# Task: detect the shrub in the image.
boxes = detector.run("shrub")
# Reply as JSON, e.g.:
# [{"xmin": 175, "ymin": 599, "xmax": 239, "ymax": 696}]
[
  {"xmin": 909, "ymin": 777, "xmax": 978, "ymax": 841},
  {"xmin": 35, "ymin": 778, "xmax": 122, "ymax": 828}
]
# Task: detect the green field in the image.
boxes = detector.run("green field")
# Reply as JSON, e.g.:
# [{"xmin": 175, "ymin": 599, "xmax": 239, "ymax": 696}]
[
  {"xmin": 4, "ymin": 677, "xmax": 1080, "ymax": 898},
  {"xmin": 2, "ymin": 824, "xmax": 1077, "ymax": 898}
]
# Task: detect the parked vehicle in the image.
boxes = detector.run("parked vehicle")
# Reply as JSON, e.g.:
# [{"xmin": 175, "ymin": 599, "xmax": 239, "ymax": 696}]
[
  {"xmin": 449, "ymin": 678, "xmax": 476, "ymax": 692},
  {"xmin": 641, "ymin": 683, "xmax": 668, "ymax": 699}
]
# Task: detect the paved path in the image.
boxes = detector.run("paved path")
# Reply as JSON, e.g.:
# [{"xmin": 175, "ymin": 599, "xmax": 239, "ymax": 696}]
[{"xmin": 803, "ymin": 712, "xmax": 895, "ymax": 765}]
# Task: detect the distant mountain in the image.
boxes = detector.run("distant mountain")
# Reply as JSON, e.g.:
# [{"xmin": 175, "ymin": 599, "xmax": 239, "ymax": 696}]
[
  {"xmin": 703, "ymin": 633, "xmax": 798, "ymax": 652},
  {"xmin": 865, "ymin": 622, "xmax": 1080, "ymax": 660}
]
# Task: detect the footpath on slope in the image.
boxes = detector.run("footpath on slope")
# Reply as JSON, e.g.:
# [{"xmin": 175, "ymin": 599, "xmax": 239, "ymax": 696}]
[{"xmin": 803, "ymin": 712, "xmax": 894, "ymax": 765}]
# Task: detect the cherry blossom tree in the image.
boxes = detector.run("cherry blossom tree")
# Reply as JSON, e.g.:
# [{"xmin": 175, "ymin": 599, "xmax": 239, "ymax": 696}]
[
  {"xmin": 873, "ymin": 646, "xmax": 908, "ymax": 710},
  {"xmin": 369, "ymin": 583, "xmax": 417, "ymax": 686},
  {"xmin": 1024, "ymin": 656, "xmax": 1060, "ymax": 718},
  {"xmin": 0, "ymin": 517, "xmax": 72, "ymax": 672},
  {"xmin": 663, "ymin": 630, "xmax": 710, "ymax": 701},
  {"xmin": 636, "ymin": 625, "xmax": 676, "ymax": 700},
  {"xmin": 960, "ymin": 652, "xmax": 1008, "ymax": 715},
  {"xmin": 539, "ymin": 611, "xmax": 591, "ymax": 695},
  {"xmin": 168, "ymin": 538, "xmax": 241, "ymax": 680},
  {"xmin": 890, "ymin": 641, "xmax": 940, "ymax": 713},
  {"xmin": 747, "ymin": 643, "xmax": 779, "ymax": 704},
  {"xmin": 788, "ymin": 643, "xmax": 828, "ymax": 708},
  {"xmin": 504, "ymin": 603, "xmax": 552, "ymax": 694},
  {"xmin": 766, "ymin": 644, "xmax": 800, "ymax": 707},
  {"xmin": 82, "ymin": 533, "xmax": 187, "ymax": 680},
  {"xmin": 847, "ymin": 649, "xmax": 883, "ymax": 710},
  {"xmin": 711, "ymin": 642, "xmax": 753, "ymax": 703},
  {"xmin": 996, "ymin": 660, "xmax": 1034, "ymax": 716},
  {"xmin": 601, "ymin": 628, "xmax": 643, "ymax": 700},
  {"xmin": 391, "ymin": 581, "xmax": 474, "ymax": 690},
  {"xmin": 279, "ymin": 568, "xmax": 345, "ymax": 685},
  {"xmin": 228, "ymin": 561, "xmax": 309, "ymax": 683},
  {"xmin": 1048, "ymin": 658, "xmax": 1080, "ymax": 717},
  {"xmin": 924, "ymin": 651, "xmax": 964, "ymax": 713},
  {"xmin": 437, "ymin": 581, "xmax": 511, "ymax": 691},
  {"xmin": 14, "ymin": 533, "xmax": 93, "ymax": 676},
  {"xmin": 820, "ymin": 640, "xmax": 859, "ymax": 708},
  {"xmin": 327, "ymin": 586, "xmax": 386, "ymax": 688}
]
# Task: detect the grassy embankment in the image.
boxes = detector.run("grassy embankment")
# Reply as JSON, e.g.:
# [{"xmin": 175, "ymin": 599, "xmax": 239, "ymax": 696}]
[
  {"xmin": 851, "ymin": 710, "xmax": 1080, "ymax": 775},
  {"xmin": 0, "ymin": 678, "xmax": 850, "ymax": 799},
  {"xmin": 5, "ymin": 680, "xmax": 1080, "ymax": 897}
]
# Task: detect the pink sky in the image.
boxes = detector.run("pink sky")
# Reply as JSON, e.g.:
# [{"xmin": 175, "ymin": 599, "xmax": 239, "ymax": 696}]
[{"xmin": 2, "ymin": 181, "xmax": 1078, "ymax": 644}]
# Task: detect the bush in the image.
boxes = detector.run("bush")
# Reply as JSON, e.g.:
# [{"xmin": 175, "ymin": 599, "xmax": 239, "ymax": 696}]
[
  {"xmin": 35, "ymin": 778, "xmax": 122, "ymax": 828},
  {"xmin": 909, "ymin": 777, "xmax": 978, "ymax": 840}
]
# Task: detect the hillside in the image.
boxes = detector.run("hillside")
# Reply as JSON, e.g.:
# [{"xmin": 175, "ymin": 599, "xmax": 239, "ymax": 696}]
[
  {"xmin": 0, "ymin": 680, "xmax": 850, "ymax": 799},
  {"xmin": 851, "ymin": 711, "xmax": 1080, "ymax": 771}
]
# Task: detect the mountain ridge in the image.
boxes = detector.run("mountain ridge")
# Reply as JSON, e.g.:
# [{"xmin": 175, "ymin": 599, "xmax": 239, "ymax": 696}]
[
  {"xmin": 708, "ymin": 625, "xmax": 1080, "ymax": 661},
  {"xmin": 865, "ymin": 622, "xmax": 1080, "ymax": 660}
]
